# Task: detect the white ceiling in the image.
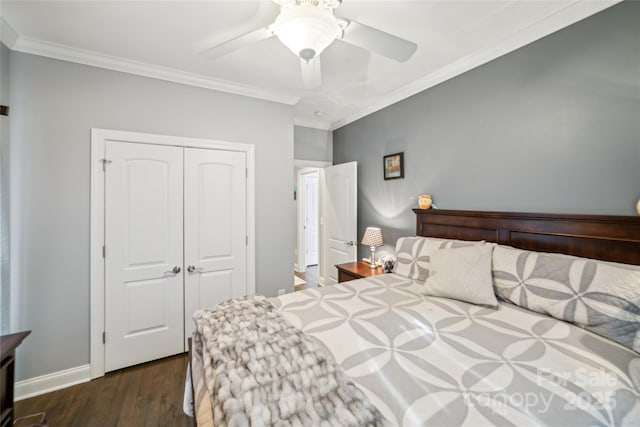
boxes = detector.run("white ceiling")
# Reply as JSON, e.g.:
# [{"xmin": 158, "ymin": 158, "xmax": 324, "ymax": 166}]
[{"xmin": 0, "ymin": 0, "xmax": 619, "ymax": 130}]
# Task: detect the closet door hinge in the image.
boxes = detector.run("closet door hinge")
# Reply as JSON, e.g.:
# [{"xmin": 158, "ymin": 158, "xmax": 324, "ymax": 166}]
[
  {"xmin": 102, "ymin": 245, "xmax": 106, "ymax": 258},
  {"xmin": 246, "ymin": 168, "xmax": 248, "ymax": 178},
  {"xmin": 103, "ymin": 331, "xmax": 107, "ymax": 344},
  {"xmin": 246, "ymin": 236, "xmax": 248, "ymax": 246},
  {"xmin": 100, "ymin": 158, "xmax": 112, "ymax": 172}
]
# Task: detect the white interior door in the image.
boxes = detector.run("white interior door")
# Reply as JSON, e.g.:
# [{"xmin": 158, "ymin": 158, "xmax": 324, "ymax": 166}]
[
  {"xmin": 104, "ymin": 141, "xmax": 184, "ymax": 372},
  {"xmin": 324, "ymin": 162, "xmax": 357, "ymax": 285},
  {"xmin": 304, "ymin": 173, "xmax": 319, "ymax": 266},
  {"xmin": 184, "ymin": 148, "xmax": 247, "ymax": 342}
]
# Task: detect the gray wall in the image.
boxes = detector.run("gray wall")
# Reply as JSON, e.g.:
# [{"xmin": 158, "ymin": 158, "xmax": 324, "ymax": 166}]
[
  {"xmin": 333, "ymin": 1, "xmax": 640, "ymax": 259},
  {"xmin": 0, "ymin": 43, "xmax": 9, "ymax": 334},
  {"xmin": 294, "ymin": 125, "xmax": 332, "ymax": 162},
  {"xmin": 9, "ymin": 51, "xmax": 294, "ymax": 380}
]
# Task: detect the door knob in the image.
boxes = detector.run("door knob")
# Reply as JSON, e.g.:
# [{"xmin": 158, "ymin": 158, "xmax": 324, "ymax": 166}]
[
  {"xmin": 164, "ymin": 266, "xmax": 181, "ymax": 275},
  {"xmin": 187, "ymin": 265, "xmax": 204, "ymax": 273},
  {"xmin": 343, "ymin": 241, "xmax": 357, "ymax": 246}
]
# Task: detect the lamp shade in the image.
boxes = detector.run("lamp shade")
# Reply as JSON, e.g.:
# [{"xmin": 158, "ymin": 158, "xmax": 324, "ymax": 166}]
[
  {"xmin": 273, "ymin": 4, "xmax": 341, "ymax": 61},
  {"xmin": 361, "ymin": 227, "xmax": 384, "ymax": 247}
]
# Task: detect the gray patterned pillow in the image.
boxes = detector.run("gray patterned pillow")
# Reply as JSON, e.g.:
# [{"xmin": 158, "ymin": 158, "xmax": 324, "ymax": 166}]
[
  {"xmin": 493, "ymin": 245, "xmax": 640, "ymax": 353},
  {"xmin": 394, "ymin": 236, "xmax": 484, "ymax": 281}
]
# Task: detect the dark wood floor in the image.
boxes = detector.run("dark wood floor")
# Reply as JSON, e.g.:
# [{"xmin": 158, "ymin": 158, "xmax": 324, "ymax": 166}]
[{"xmin": 14, "ymin": 354, "xmax": 194, "ymax": 427}]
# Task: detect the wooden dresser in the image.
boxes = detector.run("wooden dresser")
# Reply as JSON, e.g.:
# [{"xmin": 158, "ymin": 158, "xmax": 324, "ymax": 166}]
[{"xmin": 1, "ymin": 331, "xmax": 30, "ymax": 427}]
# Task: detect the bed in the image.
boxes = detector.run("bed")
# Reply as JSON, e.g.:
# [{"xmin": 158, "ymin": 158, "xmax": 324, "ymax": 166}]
[{"xmin": 187, "ymin": 209, "xmax": 640, "ymax": 426}]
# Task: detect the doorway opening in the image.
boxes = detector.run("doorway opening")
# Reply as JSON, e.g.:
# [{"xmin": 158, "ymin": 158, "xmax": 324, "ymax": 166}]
[
  {"xmin": 296, "ymin": 168, "xmax": 319, "ymax": 290},
  {"xmin": 293, "ymin": 160, "xmax": 356, "ymax": 290},
  {"xmin": 294, "ymin": 160, "xmax": 330, "ymax": 290}
]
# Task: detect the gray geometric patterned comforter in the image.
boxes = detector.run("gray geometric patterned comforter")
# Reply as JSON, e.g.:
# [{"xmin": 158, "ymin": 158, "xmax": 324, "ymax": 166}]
[{"xmin": 272, "ymin": 273, "xmax": 640, "ymax": 426}]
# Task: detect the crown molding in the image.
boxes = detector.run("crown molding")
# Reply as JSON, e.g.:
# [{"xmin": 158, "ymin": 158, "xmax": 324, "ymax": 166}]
[
  {"xmin": 8, "ymin": 34, "xmax": 300, "ymax": 106},
  {"xmin": 329, "ymin": 0, "xmax": 621, "ymax": 130},
  {"xmin": 0, "ymin": 17, "xmax": 19, "ymax": 48}
]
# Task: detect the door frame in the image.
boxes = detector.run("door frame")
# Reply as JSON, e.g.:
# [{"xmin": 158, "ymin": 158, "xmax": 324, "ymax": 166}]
[
  {"xmin": 89, "ymin": 128, "xmax": 256, "ymax": 379},
  {"xmin": 296, "ymin": 168, "xmax": 319, "ymax": 273},
  {"xmin": 294, "ymin": 160, "xmax": 330, "ymax": 284}
]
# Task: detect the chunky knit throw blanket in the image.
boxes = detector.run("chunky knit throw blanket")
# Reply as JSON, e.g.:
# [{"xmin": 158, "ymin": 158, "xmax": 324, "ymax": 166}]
[{"xmin": 192, "ymin": 295, "xmax": 388, "ymax": 427}]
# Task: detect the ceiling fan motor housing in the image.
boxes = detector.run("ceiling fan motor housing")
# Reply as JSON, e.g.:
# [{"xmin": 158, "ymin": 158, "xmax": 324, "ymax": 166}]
[
  {"xmin": 273, "ymin": 0, "xmax": 342, "ymax": 8},
  {"xmin": 273, "ymin": 2, "xmax": 342, "ymax": 61}
]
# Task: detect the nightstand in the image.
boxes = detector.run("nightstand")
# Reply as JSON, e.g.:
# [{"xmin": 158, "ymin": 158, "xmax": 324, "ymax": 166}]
[{"xmin": 336, "ymin": 261, "xmax": 385, "ymax": 283}]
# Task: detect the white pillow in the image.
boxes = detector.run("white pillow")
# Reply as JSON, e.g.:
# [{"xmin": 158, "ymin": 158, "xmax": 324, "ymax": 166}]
[{"xmin": 421, "ymin": 244, "xmax": 498, "ymax": 308}]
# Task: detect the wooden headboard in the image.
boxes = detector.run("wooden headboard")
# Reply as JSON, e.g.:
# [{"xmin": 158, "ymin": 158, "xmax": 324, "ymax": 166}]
[{"xmin": 414, "ymin": 209, "xmax": 640, "ymax": 265}]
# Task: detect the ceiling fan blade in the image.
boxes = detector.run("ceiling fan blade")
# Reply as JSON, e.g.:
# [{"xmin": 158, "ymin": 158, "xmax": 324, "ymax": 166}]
[
  {"xmin": 200, "ymin": 26, "xmax": 274, "ymax": 59},
  {"xmin": 340, "ymin": 20, "xmax": 417, "ymax": 62},
  {"xmin": 301, "ymin": 57, "xmax": 322, "ymax": 89}
]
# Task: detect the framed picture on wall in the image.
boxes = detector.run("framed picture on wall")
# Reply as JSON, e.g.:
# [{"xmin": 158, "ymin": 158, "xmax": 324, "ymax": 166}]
[{"xmin": 383, "ymin": 152, "xmax": 404, "ymax": 180}]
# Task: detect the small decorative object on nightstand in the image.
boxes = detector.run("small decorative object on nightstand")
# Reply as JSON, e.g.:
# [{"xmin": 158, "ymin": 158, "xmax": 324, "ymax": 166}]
[
  {"xmin": 336, "ymin": 261, "xmax": 385, "ymax": 283},
  {"xmin": 382, "ymin": 256, "xmax": 396, "ymax": 273},
  {"xmin": 361, "ymin": 227, "xmax": 383, "ymax": 269}
]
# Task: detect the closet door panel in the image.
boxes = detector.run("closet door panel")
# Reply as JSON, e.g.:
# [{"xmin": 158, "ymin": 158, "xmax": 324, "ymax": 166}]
[
  {"xmin": 184, "ymin": 148, "xmax": 247, "ymax": 341},
  {"xmin": 199, "ymin": 164, "xmax": 233, "ymax": 258},
  {"xmin": 195, "ymin": 270, "xmax": 234, "ymax": 310},
  {"xmin": 104, "ymin": 141, "xmax": 184, "ymax": 372}
]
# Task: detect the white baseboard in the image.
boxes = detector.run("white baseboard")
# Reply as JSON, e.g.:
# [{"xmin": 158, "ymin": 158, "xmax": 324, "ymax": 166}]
[{"xmin": 15, "ymin": 364, "xmax": 91, "ymax": 401}]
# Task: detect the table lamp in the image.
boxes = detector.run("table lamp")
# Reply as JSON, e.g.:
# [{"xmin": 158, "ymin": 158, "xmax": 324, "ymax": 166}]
[{"xmin": 361, "ymin": 227, "xmax": 383, "ymax": 269}]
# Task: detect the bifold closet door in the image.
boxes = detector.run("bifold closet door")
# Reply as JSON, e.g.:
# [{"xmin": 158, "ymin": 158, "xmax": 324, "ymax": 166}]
[
  {"xmin": 104, "ymin": 142, "xmax": 185, "ymax": 372},
  {"xmin": 183, "ymin": 148, "xmax": 247, "ymax": 342}
]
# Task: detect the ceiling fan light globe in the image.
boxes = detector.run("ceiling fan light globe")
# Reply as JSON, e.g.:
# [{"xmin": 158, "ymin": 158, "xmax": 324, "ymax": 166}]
[{"xmin": 273, "ymin": 3, "xmax": 340, "ymax": 60}]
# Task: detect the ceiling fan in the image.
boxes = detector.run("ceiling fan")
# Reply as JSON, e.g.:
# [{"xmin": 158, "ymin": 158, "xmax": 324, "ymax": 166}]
[{"xmin": 201, "ymin": 0, "xmax": 418, "ymax": 89}]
